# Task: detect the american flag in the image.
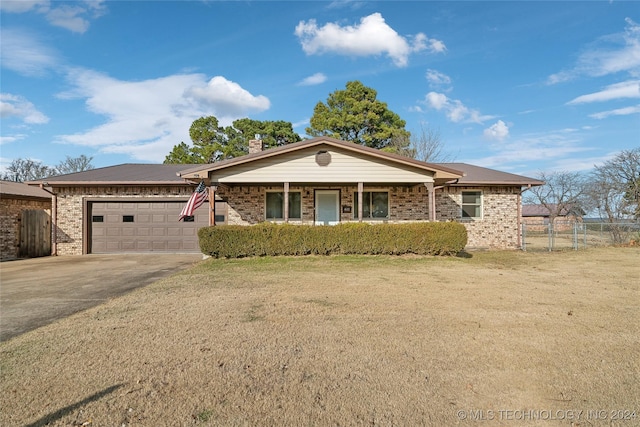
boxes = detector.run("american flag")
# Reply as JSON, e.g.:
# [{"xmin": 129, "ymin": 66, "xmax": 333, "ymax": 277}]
[{"xmin": 179, "ymin": 181, "xmax": 208, "ymax": 221}]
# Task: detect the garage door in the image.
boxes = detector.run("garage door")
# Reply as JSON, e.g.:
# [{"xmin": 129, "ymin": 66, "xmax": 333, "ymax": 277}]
[{"xmin": 89, "ymin": 201, "xmax": 211, "ymax": 253}]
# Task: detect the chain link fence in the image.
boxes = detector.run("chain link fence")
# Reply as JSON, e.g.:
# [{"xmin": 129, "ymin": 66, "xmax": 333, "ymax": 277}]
[{"xmin": 521, "ymin": 220, "xmax": 640, "ymax": 251}]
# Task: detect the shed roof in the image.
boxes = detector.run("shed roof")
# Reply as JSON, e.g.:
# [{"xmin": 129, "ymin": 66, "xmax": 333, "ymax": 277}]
[{"xmin": 1, "ymin": 180, "xmax": 52, "ymax": 199}]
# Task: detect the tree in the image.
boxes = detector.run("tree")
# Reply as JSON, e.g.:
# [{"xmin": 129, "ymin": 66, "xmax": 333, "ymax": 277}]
[
  {"xmin": 306, "ymin": 81, "xmax": 410, "ymax": 150},
  {"xmin": 164, "ymin": 142, "xmax": 203, "ymax": 164},
  {"xmin": 524, "ymin": 171, "xmax": 587, "ymax": 224},
  {"xmin": 231, "ymin": 118, "xmax": 301, "ymax": 150},
  {"xmin": 188, "ymin": 116, "xmax": 236, "ymax": 163},
  {"xmin": 584, "ymin": 148, "xmax": 640, "ymax": 238},
  {"xmin": 1, "ymin": 158, "xmax": 57, "ymax": 182},
  {"xmin": 410, "ymin": 124, "xmax": 456, "ymax": 163},
  {"xmin": 164, "ymin": 116, "xmax": 302, "ymax": 164},
  {"xmin": 55, "ymin": 155, "xmax": 94, "ymax": 175},
  {"xmin": 383, "ymin": 123, "xmax": 455, "ymax": 162}
]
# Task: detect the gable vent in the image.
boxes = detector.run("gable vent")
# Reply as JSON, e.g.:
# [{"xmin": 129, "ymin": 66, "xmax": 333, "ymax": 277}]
[{"xmin": 315, "ymin": 150, "xmax": 331, "ymax": 166}]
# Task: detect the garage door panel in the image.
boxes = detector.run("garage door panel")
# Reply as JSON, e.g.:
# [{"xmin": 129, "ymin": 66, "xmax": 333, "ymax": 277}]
[
  {"xmin": 137, "ymin": 214, "xmax": 151, "ymax": 223},
  {"xmin": 90, "ymin": 200, "xmax": 208, "ymax": 254}
]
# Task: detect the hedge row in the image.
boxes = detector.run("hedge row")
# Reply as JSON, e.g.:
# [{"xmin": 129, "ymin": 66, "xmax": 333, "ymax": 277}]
[{"xmin": 198, "ymin": 222, "xmax": 467, "ymax": 258}]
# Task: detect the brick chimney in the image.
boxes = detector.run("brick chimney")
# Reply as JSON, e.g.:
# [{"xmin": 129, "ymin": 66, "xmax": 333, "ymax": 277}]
[{"xmin": 248, "ymin": 135, "xmax": 263, "ymax": 154}]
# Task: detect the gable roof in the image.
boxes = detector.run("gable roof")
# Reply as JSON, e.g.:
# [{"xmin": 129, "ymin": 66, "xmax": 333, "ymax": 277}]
[
  {"xmin": 178, "ymin": 137, "xmax": 465, "ymax": 181},
  {"xmin": 434, "ymin": 163, "xmax": 544, "ymax": 186},
  {"xmin": 25, "ymin": 164, "xmax": 202, "ymax": 187},
  {"xmin": 1, "ymin": 180, "xmax": 52, "ymax": 200}
]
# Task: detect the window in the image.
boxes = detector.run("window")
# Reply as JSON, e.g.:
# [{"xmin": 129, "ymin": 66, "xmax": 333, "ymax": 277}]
[
  {"xmin": 182, "ymin": 216, "xmax": 195, "ymax": 222},
  {"xmin": 461, "ymin": 191, "xmax": 482, "ymax": 219},
  {"xmin": 92, "ymin": 215, "xmax": 104, "ymax": 223},
  {"xmin": 265, "ymin": 192, "xmax": 301, "ymax": 220},
  {"xmin": 353, "ymin": 191, "xmax": 389, "ymax": 219},
  {"xmin": 123, "ymin": 215, "xmax": 135, "ymax": 222}
]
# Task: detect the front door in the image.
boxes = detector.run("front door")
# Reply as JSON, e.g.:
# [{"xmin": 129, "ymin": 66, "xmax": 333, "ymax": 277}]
[{"xmin": 315, "ymin": 190, "xmax": 340, "ymax": 225}]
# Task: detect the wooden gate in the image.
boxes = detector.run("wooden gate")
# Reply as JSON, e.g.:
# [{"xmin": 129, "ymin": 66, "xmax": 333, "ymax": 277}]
[{"xmin": 19, "ymin": 209, "xmax": 51, "ymax": 258}]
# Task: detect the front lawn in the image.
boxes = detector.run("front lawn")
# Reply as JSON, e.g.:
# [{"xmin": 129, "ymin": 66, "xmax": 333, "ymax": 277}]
[{"xmin": 1, "ymin": 248, "xmax": 638, "ymax": 426}]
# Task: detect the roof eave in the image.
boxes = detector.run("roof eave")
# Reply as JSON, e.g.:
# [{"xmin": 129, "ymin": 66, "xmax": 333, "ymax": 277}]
[
  {"xmin": 178, "ymin": 137, "xmax": 465, "ymax": 179},
  {"xmin": 26, "ymin": 181, "xmax": 192, "ymax": 186}
]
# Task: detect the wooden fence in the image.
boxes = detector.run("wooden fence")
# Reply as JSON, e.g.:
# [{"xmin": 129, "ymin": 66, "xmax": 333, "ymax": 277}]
[{"xmin": 19, "ymin": 209, "xmax": 51, "ymax": 258}]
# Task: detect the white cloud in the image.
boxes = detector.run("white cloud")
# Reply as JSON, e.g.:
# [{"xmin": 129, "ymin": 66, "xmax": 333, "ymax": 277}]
[
  {"xmin": 298, "ymin": 72, "xmax": 327, "ymax": 86},
  {"xmin": 295, "ymin": 13, "xmax": 444, "ymax": 67},
  {"xmin": 567, "ymin": 80, "xmax": 640, "ymax": 104},
  {"xmin": 54, "ymin": 69, "xmax": 271, "ymax": 162},
  {"xmin": 46, "ymin": 4, "xmax": 90, "ymax": 33},
  {"xmin": 425, "ymin": 69, "xmax": 452, "ymax": 90},
  {"xmin": 0, "ymin": 93, "xmax": 50, "ymax": 124},
  {"xmin": 0, "ymin": 28, "xmax": 58, "ymax": 76},
  {"xmin": 483, "ymin": 120, "xmax": 509, "ymax": 141},
  {"xmin": 0, "ymin": 134, "xmax": 27, "ymax": 145},
  {"xmin": 422, "ymin": 91, "xmax": 494, "ymax": 124},
  {"xmin": 185, "ymin": 76, "xmax": 270, "ymax": 116},
  {"xmin": 468, "ymin": 128, "xmax": 594, "ymax": 171},
  {"xmin": 589, "ymin": 104, "xmax": 640, "ymax": 119},
  {"xmin": 0, "ymin": 0, "xmax": 106, "ymax": 33},
  {"xmin": 0, "ymin": 0, "xmax": 49, "ymax": 13},
  {"xmin": 548, "ymin": 17, "xmax": 640, "ymax": 84}
]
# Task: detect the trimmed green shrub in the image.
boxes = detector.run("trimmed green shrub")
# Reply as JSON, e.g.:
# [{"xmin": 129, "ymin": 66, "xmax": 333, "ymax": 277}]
[{"xmin": 199, "ymin": 222, "xmax": 467, "ymax": 258}]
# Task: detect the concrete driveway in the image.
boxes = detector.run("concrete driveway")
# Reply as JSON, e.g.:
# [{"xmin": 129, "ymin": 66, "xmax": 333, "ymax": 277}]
[{"xmin": 0, "ymin": 254, "xmax": 203, "ymax": 342}]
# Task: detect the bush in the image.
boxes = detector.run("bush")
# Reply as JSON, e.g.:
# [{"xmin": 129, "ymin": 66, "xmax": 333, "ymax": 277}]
[{"xmin": 199, "ymin": 222, "xmax": 467, "ymax": 258}]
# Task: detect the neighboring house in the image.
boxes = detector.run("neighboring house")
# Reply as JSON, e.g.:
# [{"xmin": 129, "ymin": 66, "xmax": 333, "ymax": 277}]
[
  {"xmin": 522, "ymin": 204, "xmax": 584, "ymax": 231},
  {"xmin": 26, "ymin": 137, "xmax": 543, "ymax": 255},
  {"xmin": 0, "ymin": 180, "xmax": 52, "ymax": 260}
]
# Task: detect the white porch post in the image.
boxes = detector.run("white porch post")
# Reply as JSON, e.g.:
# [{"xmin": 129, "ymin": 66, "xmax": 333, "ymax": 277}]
[
  {"xmin": 284, "ymin": 182, "xmax": 290, "ymax": 223},
  {"xmin": 425, "ymin": 182, "xmax": 435, "ymax": 221},
  {"xmin": 209, "ymin": 185, "xmax": 217, "ymax": 226},
  {"xmin": 357, "ymin": 182, "xmax": 363, "ymax": 222}
]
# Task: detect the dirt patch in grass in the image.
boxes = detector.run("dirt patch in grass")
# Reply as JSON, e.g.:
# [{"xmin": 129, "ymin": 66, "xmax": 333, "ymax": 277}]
[{"xmin": 1, "ymin": 248, "xmax": 639, "ymax": 426}]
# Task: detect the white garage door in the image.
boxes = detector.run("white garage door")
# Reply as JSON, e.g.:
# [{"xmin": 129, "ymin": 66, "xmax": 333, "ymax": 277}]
[{"xmin": 89, "ymin": 201, "xmax": 210, "ymax": 253}]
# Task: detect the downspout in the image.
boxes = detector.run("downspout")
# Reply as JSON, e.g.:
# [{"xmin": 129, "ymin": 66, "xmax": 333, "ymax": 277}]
[
  {"xmin": 430, "ymin": 179, "xmax": 460, "ymax": 221},
  {"xmin": 39, "ymin": 183, "xmax": 57, "ymax": 256}
]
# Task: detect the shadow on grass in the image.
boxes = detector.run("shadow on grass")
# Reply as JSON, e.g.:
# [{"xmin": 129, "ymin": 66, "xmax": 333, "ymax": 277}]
[
  {"xmin": 456, "ymin": 251, "xmax": 473, "ymax": 259},
  {"xmin": 25, "ymin": 384, "xmax": 123, "ymax": 427}
]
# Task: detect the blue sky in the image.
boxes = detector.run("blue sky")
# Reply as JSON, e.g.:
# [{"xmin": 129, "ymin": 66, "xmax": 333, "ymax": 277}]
[{"xmin": 1, "ymin": 1, "xmax": 639, "ymax": 177}]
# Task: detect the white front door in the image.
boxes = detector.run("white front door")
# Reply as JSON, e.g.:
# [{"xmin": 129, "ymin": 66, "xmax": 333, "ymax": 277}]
[{"xmin": 315, "ymin": 190, "xmax": 340, "ymax": 225}]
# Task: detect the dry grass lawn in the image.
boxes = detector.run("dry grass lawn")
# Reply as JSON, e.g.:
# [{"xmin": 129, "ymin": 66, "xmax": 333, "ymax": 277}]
[{"xmin": 1, "ymin": 247, "xmax": 639, "ymax": 426}]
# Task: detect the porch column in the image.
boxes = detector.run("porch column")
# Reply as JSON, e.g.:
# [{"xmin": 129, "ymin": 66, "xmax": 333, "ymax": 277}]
[
  {"xmin": 425, "ymin": 182, "xmax": 435, "ymax": 221},
  {"xmin": 357, "ymin": 182, "xmax": 364, "ymax": 222},
  {"xmin": 209, "ymin": 185, "xmax": 217, "ymax": 226},
  {"xmin": 284, "ymin": 182, "xmax": 290, "ymax": 222}
]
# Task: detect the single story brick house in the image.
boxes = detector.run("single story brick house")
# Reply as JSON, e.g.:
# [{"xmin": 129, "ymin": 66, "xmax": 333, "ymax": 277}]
[
  {"xmin": 0, "ymin": 180, "xmax": 52, "ymax": 260},
  {"xmin": 27, "ymin": 137, "xmax": 543, "ymax": 255}
]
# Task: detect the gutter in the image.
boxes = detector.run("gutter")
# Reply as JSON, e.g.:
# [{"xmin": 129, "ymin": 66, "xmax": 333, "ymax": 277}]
[{"xmin": 39, "ymin": 183, "xmax": 57, "ymax": 256}]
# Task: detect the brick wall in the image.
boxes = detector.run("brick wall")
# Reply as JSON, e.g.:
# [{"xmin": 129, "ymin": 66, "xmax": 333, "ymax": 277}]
[
  {"xmin": 0, "ymin": 197, "xmax": 51, "ymax": 260},
  {"xmin": 52, "ymin": 184, "xmax": 523, "ymax": 255},
  {"xmin": 437, "ymin": 186, "xmax": 522, "ymax": 249},
  {"xmin": 218, "ymin": 185, "xmax": 521, "ymax": 248},
  {"xmin": 53, "ymin": 186, "xmax": 193, "ymax": 255},
  {"xmin": 217, "ymin": 184, "xmax": 431, "ymax": 225}
]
